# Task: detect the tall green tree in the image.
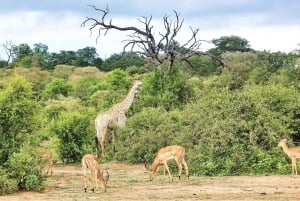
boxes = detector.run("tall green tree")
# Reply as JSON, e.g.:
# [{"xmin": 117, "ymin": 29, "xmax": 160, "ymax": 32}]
[
  {"xmin": 0, "ymin": 75, "xmax": 37, "ymax": 163},
  {"xmin": 101, "ymin": 52, "xmax": 145, "ymax": 72},
  {"xmin": 12, "ymin": 43, "xmax": 32, "ymax": 62},
  {"xmin": 209, "ymin": 35, "xmax": 252, "ymax": 56},
  {"xmin": 74, "ymin": 46, "xmax": 100, "ymax": 67}
]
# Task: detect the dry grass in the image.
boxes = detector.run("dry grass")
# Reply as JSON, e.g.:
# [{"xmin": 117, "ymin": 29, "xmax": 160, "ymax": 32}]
[{"xmin": 2, "ymin": 162, "xmax": 300, "ymax": 201}]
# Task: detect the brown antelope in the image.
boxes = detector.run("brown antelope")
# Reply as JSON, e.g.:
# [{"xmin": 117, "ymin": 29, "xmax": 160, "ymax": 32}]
[
  {"xmin": 278, "ymin": 139, "xmax": 300, "ymax": 176},
  {"xmin": 146, "ymin": 145, "xmax": 189, "ymax": 181},
  {"xmin": 81, "ymin": 154, "xmax": 109, "ymax": 193},
  {"xmin": 41, "ymin": 151, "xmax": 53, "ymax": 176}
]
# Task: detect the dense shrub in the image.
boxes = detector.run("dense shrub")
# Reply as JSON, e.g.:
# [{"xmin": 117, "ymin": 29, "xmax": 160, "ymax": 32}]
[
  {"xmin": 0, "ymin": 169, "xmax": 18, "ymax": 195},
  {"xmin": 0, "ymin": 75, "xmax": 38, "ymax": 163},
  {"xmin": 42, "ymin": 78, "xmax": 73, "ymax": 99},
  {"xmin": 51, "ymin": 111, "xmax": 92, "ymax": 163},
  {"xmin": 4, "ymin": 143, "xmax": 46, "ymax": 192}
]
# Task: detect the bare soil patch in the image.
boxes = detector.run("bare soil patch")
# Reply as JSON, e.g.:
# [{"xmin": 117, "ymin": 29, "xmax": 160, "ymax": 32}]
[{"xmin": 1, "ymin": 163, "xmax": 300, "ymax": 201}]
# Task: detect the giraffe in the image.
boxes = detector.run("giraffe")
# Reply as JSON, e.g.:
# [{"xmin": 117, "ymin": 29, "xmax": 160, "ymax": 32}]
[{"xmin": 95, "ymin": 80, "xmax": 142, "ymax": 157}]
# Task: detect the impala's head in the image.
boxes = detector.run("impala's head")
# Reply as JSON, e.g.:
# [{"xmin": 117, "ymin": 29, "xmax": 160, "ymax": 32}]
[
  {"xmin": 145, "ymin": 162, "xmax": 158, "ymax": 181},
  {"xmin": 278, "ymin": 138, "xmax": 287, "ymax": 147}
]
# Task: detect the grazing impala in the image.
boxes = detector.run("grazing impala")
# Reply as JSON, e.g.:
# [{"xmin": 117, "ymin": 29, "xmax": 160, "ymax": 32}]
[
  {"xmin": 81, "ymin": 154, "xmax": 109, "ymax": 193},
  {"xmin": 41, "ymin": 151, "xmax": 53, "ymax": 176},
  {"xmin": 146, "ymin": 145, "xmax": 189, "ymax": 181},
  {"xmin": 278, "ymin": 139, "xmax": 300, "ymax": 176}
]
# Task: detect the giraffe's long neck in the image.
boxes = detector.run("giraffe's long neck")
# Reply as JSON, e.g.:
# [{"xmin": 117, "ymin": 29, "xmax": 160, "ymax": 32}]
[{"xmin": 119, "ymin": 84, "xmax": 137, "ymax": 112}]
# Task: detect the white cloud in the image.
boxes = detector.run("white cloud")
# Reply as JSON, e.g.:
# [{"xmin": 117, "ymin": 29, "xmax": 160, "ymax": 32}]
[{"xmin": 1, "ymin": 5, "xmax": 299, "ymax": 61}]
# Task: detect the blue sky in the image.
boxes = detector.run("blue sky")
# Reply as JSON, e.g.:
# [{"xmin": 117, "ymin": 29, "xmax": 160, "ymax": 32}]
[{"xmin": 1, "ymin": 0, "xmax": 299, "ymax": 60}]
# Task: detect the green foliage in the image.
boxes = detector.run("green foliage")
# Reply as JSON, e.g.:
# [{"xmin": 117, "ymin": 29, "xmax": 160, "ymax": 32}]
[
  {"xmin": 140, "ymin": 69, "xmax": 193, "ymax": 110},
  {"xmin": 4, "ymin": 145, "xmax": 46, "ymax": 191},
  {"xmin": 53, "ymin": 65, "xmax": 75, "ymax": 80},
  {"xmin": 72, "ymin": 75, "xmax": 102, "ymax": 101},
  {"xmin": 209, "ymin": 35, "xmax": 252, "ymax": 56},
  {"xmin": 51, "ymin": 112, "xmax": 92, "ymax": 163},
  {"xmin": 18, "ymin": 56, "xmax": 32, "ymax": 68},
  {"xmin": 126, "ymin": 65, "xmax": 147, "ymax": 75},
  {"xmin": 42, "ymin": 78, "xmax": 73, "ymax": 99},
  {"xmin": 101, "ymin": 52, "xmax": 145, "ymax": 72},
  {"xmin": 0, "ymin": 169, "xmax": 18, "ymax": 195},
  {"xmin": 0, "ymin": 75, "xmax": 37, "ymax": 163},
  {"xmin": 105, "ymin": 69, "xmax": 130, "ymax": 89},
  {"xmin": 114, "ymin": 107, "xmax": 181, "ymax": 163},
  {"xmin": 222, "ymin": 52, "xmax": 258, "ymax": 82},
  {"xmin": 187, "ymin": 55, "xmax": 219, "ymax": 76}
]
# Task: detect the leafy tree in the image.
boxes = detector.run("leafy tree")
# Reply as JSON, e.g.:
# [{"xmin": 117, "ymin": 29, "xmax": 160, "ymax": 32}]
[
  {"xmin": 0, "ymin": 75, "xmax": 37, "ymax": 163},
  {"xmin": 0, "ymin": 60, "xmax": 7, "ymax": 68},
  {"xmin": 209, "ymin": 35, "xmax": 252, "ymax": 56},
  {"xmin": 12, "ymin": 43, "xmax": 32, "ymax": 62},
  {"xmin": 187, "ymin": 55, "xmax": 219, "ymax": 76},
  {"xmin": 101, "ymin": 52, "xmax": 145, "ymax": 72},
  {"xmin": 56, "ymin": 50, "xmax": 77, "ymax": 66},
  {"xmin": 51, "ymin": 112, "xmax": 92, "ymax": 163},
  {"xmin": 74, "ymin": 46, "xmax": 100, "ymax": 67},
  {"xmin": 5, "ymin": 144, "xmax": 46, "ymax": 192},
  {"xmin": 139, "ymin": 67, "xmax": 193, "ymax": 111},
  {"xmin": 32, "ymin": 43, "xmax": 50, "ymax": 69},
  {"xmin": 251, "ymin": 51, "xmax": 299, "ymax": 85},
  {"xmin": 73, "ymin": 75, "xmax": 102, "ymax": 102},
  {"xmin": 42, "ymin": 78, "xmax": 73, "ymax": 100},
  {"xmin": 256, "ymin": 51, "xmax": 298, "ymax": 70}
]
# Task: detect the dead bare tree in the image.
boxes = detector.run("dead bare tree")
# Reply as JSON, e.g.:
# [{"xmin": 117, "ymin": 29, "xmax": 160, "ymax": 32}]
[
  {"xmin": 81, "ymin": 5, "xmax": 225, "ymax": 74},
  {"xmin": 1, "ymin": 40, "xmax": 14, "ymax": 65}
]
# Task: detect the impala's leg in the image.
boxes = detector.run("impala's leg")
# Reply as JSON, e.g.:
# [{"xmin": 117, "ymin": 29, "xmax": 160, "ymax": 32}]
[
  {"xmin": 83, "ymin": 168, "xmax": 88, "ymax": 193},
  {"xmin": 175, "ymin": 159, "xmax": 183, "ymax": 180},
  {"xmin": 292, "ymin": 158, "xmax": 297, "ymax": 176},
  {"xmin": 49, "ymin": 159, "xmax": 53, "ymax": 176},
  {"xmin": 291, "ymin": 158, "xmax": 295, "ymax": 176},
  {"xmin": 163, "ymin": 162, "xmax": 173, "ymax": 182},
  {"xmin": 182, "ymin": 157, "xmax": 189, "ymax": 180},
  {"xmin": 296, "ymin": 160, "xmax": 298, "ymax": 176},
  {"xmin": 94, "ymin": 169, "xmax": 99, "ymax": 191},
  {"xmin": 97, "ymin": 170, "xmax": 107, "ymax": 192}
]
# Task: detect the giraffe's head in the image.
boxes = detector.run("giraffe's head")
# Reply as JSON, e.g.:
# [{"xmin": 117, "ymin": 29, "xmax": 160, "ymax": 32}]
[{"xmin": 133, "ymin": 80, "xmax": 142, "ymax": 95}]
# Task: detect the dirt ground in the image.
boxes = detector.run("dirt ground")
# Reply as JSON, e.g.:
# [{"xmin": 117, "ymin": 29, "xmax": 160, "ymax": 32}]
[{"xmin": 1, "ymin": 162, "xmax": 300, "ymax": 201}]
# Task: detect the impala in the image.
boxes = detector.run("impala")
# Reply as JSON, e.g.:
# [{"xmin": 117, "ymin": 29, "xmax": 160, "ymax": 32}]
[
  {"xmin": 81, "ymin": 154, "xmax": 109, "ymax": 193},
  {"xmin": 41, "ymin": 151, "xmax": 53, "ymax": 176},
  {"xmin": 146, "ymin": 145, "xmax": 189, "ymax": 181},
  {"xmin": 278, "ymin": 138, "xmax": 300, "ymax": 176}
]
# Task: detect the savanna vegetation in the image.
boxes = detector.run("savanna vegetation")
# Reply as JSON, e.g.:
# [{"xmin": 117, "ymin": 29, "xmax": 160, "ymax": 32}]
[{"xmin": 0, "ymin": 34, "xmax": 300, "ymax": 195}]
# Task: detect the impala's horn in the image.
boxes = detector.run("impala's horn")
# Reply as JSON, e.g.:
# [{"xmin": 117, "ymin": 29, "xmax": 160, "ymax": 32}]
[{"xmin": 102, "ymin": 168, "xmax": 109, "ymax": 184}]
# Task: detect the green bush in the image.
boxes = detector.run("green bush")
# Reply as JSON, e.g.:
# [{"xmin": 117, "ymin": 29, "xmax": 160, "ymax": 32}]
[
  {"xmin": 51, "ymin": 111, "xmax": 92, "ymax": 163},
  {"xmin": 5, "ymin": 148, "xmax": 46, "ymax": 191},
  {"xmin": 42, "ymin": 78, "xmax": 73, "ymax": 99},
  {"xmin": 0, "ymin": 75, "xmax": 38, "ymax": 163},
  {"xmin": 0, "ymin": 169, "xmax": 18, "ymax": 195}
]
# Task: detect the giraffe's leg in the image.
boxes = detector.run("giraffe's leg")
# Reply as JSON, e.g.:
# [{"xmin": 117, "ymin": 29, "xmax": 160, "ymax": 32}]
[
  {"xmin": 94, "ymin": 136, "xmax": 99, "ymax": 156},
  {"xmin": 100, "ymin": 139, "xmax": 105, "ymax": 157},
  {"xmin": 112, "ymin": 130, "xmax": 116, "ymax": 153}
]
